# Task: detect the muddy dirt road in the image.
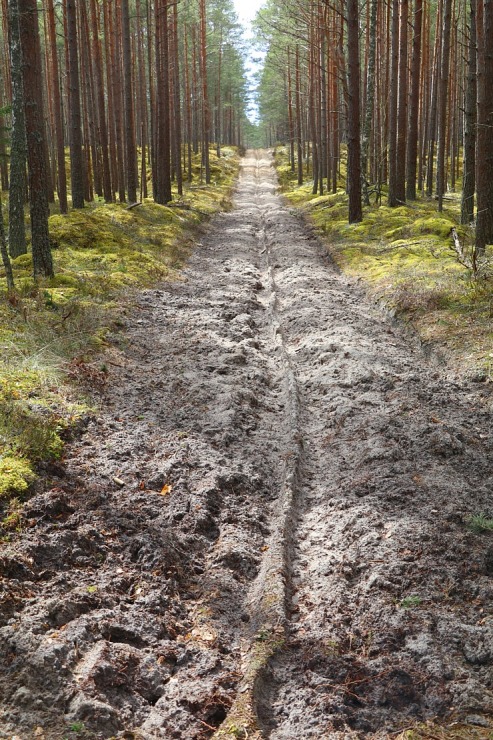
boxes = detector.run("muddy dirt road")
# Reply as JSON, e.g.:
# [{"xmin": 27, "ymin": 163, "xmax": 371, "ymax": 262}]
[{"xmin": 1, "ymin": 152, "xmax": 493, "ymax": 739}]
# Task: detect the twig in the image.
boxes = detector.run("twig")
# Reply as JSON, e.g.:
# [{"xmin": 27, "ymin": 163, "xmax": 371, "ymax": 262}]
[
  {"xmin": 450, "ymin": 226, "xmax": 473, "ymax": 270},
  {"xmin": 196, "ymin": 719, "xmax": 217, "ymax": 731}
]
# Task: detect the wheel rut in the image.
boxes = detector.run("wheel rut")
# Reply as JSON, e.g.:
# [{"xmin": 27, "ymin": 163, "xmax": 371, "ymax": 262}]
[{"xmin": 0, "ymin": 152, "xmax": 492, "ymax": 740}]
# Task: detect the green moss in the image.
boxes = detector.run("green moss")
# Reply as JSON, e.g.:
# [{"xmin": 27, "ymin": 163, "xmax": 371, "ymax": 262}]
[
  {"xmin": 411, "ymin": 216, "xmax": 455, "ymax": 239},
  {"xmin": 0, "ymin": 456, "xmax": 34, "ymax": 497}
]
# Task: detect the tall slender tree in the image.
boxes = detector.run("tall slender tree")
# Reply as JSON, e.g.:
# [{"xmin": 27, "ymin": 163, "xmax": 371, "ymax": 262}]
[
  {"xmin": 18, "ymin": 0, "xmax": 54, "ymax": 277},
  {"xmin": 347, "ymin": 0, "xmax": 362, "ymax": 222},
  {"xmin": 7, "ymin": 0, "xmax": 27, "ymax": 256},
  {"xmin": 66, "ymin": 0, "xmax": 84, "ymax": 208}
]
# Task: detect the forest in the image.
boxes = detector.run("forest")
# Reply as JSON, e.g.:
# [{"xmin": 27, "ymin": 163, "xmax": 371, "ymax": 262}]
[
  {"xmin": 255, "ymin": 0, "xmax": 492, "ymax": 253},
  {"xmin": 0, "ymin": 0, "xmax": 493, "ymax": 738},
  {"xmin": 0, "ymin": 0, "xmax": 251, "ymax": 282}
]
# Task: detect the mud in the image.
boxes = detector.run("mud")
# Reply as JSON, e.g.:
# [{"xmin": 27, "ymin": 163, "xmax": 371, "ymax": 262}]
[{"xmin": 0, "ymin": 152, "xmax": 492, "ymax": 739}]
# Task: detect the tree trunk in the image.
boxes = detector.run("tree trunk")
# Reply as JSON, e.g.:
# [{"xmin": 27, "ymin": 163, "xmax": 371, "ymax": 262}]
[
  {"xmin": 347, "ymin": 0, "xmax": 362, "ymax": 222},
  {"xmin": 406, "ymin": 0, "xmax": 423, "ymax": 199},
  {"xmin": 0, "ymin": 192, "xmax": 14, "ymax": 291},
  {"xmin": 199, "ymin": 0, "xmax": 210, "ymax": 183},
  {"xmin": 18, "ymin": 0, "xmax": 54, "ymax": 277},
  {"xmin": 475, "ymin": 0, "xmax": 493, "ymax": 254},
  {"xmin": 155, "ymin": 0, "xmax": 172, "ymax": 203},
  {"xmin": 89, "ymin": 0, "xmax": 112, "ymax": 201},
  {"xmin": 362, "ymin": 0, "xmax": 378, "ymax": 205},
  {"xmin": 8, "ymin": 0, "xmax": 27, "ymax": 256},
  {"xmin": 436, "ymin": 0, "xmax": 453, "ymax": 211},
  {"xmin": 66, "ymin": 0, "xmax": 84, "ymax": 208},
  {"xmin": 461, "ymin": 0, "xmax": 476, "ymax": 224},
  {"xmin": 121, "ymin": 0, "xmax": 138, "ymax": 202},
  {"xmin": 388, "ymin": 0, "xmax": 400, "ymax": 206}
]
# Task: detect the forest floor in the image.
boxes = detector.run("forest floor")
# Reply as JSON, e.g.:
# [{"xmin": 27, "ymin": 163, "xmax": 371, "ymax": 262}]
[{"xmin": 0, "ymin": 151, "xmax": 493, "ymax": 740}]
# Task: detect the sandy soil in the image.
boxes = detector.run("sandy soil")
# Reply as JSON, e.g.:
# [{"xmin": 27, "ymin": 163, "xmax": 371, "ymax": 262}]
[{"xmin": 0, "ymin": 152, "xmax": 492, "ymax": 740}]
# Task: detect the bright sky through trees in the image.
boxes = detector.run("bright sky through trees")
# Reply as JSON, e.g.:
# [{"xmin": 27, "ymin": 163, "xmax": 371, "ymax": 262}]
[
  {"xmin": 233, "ymin": 0, "xmax": 265, "ymax": 122},
  {"xmin": 233, "ymin": 0, "xmax": 264, "ymax": 24}
]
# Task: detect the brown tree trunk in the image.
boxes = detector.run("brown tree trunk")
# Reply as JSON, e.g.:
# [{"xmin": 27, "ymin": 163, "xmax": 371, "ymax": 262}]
[
  {"xmin": 475, "ymin": 0, "xmax": 493, "ymax": 254},
  {"xmin": 66, "ymin": 0, "xmax": 84, "ymax": 208},
  {"xmin": 155, "ymin": 0, "xmax": 172, "ymax": 203},
  {"xmin": 406, "ymin": 0, "xmax": 423, "ymax": 199},
  {"xmin": 436, "ymin": 0, "xmax": 453, "ymax": 211},
  {"xmin": 90, "ymin": 0, "xmax": 112, "ymax": 201},
  {"xmin": 388, "ymin": 0, "xmax": 400, "ymax": 205},
  {"xmin": 45, "ymin": 0, "xmax": 67, "ymax": 213},
  {"xmin": 121, "ymin": 0, "xmax": 138, "ymax": 202},
  {"xmin": 461, "ymin": 0, "xmax": 476, "ymax": 224},
  {"xmin": 347, "ymin": 0, "xmax": 362, "ymax": 222},
  {"xmin": 18, "ymin": 0, "xmax": 54, "ymax": 276},
  {"xmin": 200, "ymin": 0, "xmax": 210, "ymax": 183}
]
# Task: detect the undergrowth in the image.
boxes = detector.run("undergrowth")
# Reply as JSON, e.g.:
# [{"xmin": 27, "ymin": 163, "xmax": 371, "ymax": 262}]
[
  {"xmin": 0, "ymin": 147, "xmax": 240, "ymax": 507},
  {"xmin": 275, "ymin": 146, "xmax": 493, "ymax": 379}
]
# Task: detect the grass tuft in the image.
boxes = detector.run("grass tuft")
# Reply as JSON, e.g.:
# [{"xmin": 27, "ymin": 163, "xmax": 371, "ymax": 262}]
[{"xmin": 467, "ymin": 513, "xmax": 493, "ymax": 533}]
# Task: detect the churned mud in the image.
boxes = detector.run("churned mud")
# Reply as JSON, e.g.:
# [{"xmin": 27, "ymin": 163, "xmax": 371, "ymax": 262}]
[{"xmin": 0, "ymin": 152, "xmax": 492, "ymax": 739}]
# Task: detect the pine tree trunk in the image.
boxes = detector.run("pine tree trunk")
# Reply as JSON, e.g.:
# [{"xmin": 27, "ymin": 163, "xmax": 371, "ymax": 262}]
[
  {"xmin": 18, "ymin": 0, "xmax": 54, "ymax": 277},
  {"xmin": 461, "ymin": 0, "xmax": 476, "ymax": 224},
  {"xmin": 395, "ymin": 0, "xmax": 408, "ymax": 203},
  {"xmin": 66, "ymin": 0, "xmax": 84, "ymax": 208},
  {"xmin": 45, "ymin": 0, "xmax": 67, "ymax": 213},
  {"xmin": 406, "ymin": 0, "xmax": 423, "ymax": 199},
  {"xmin": 295, "ymin": 44, "xmax": 303, "ymax": 185},
  {"xmin": 121, "ymin": 0, "xmax": 137, "ymax": 202},
  {"xmin": 475, "ymin": 0, "xmax": 493, "ymax": 254},
  {"xmin": 172, "ymin": 1, "xmax": 182, "ymax": 196},
  {"xmin": 0, "ymin": 194, "xmax": 14, "ymax": 292},
  {"xmin": 347, "ymin": 0, "xmax": 362, "ymax": 222},
  {"xmin": 155, "ymin": 0, "xmax": 172, "ymax": 203},
  {"xmin": 388, "ymin": 0, "xmax": 400, "ymax": 206},
  {"xmin": 89, "ymin": 0, "xmax": 112, "ymax": 201},
  {"xmin": 8, "ymin": 0, "xmax": 27, "ymax": 256},
  {"xmin": 199, "ymin": 0, "xmax": 210, "ymax": 184},
  {"xmin": 436, "ymin": 0, "xmax": 453, "ymax": 211},
  {"xmin": 362, "ymin": 0, "xmax": 378, "ymax": 205}
]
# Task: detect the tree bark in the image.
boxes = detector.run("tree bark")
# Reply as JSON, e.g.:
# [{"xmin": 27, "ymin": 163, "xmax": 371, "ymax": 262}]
[
  {"xmin": 8, "ymin": 0, "xmax": 27, "ymax": 256},
  {"xmin": 436, "ymin": 0, "xmax": 453, "ymax": 211},
  {"xmin": 406, "ymin": 0, "xmax": 423, "ymax": 199},
  {"xmin": 461, "ymin": 0, "xmax": 476, "ymax": 224},
  {"xmin": 362, "ymin": 0, "xmax": 378, "ymax": 205},
  {"xmin": 121, "ymin": 0, "xmax": 138, "ymax": 202},
  {"xmin": 18, "ymin": 0, "xmax": 54, "ymax": 277},
  {"xmin": 347, "ymin": 0, "xmax": 362, "ymax": 222},
  {"xmin": 475, "ymin": 0, "xmax": 493, "ymax": 254},
  {"xmin": 66, "ymin": 0, "xmax": 84, "ymax": 208},
  {"xmin": 388, "ymin": 0, "xmax": 400, "ymax": 206}
]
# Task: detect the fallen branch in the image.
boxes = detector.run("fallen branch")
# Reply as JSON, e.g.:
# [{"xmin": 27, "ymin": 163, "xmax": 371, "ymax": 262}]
[
  {"xmin": 125, "ymin": 202, "xmax": 142, "ymax": 210},
  {"xmin": 450, "ymin": 227, "xmax": 473, "ymax": 270}
]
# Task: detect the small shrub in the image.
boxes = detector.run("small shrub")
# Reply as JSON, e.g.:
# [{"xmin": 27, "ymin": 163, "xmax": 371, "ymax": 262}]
[
  {"xmin": 467, "ymin": 513, "xmax": 493, "ymax": 533},
  {"xmin": 400, "ymin": 595, "xmax": 422, "ymax": 609}
]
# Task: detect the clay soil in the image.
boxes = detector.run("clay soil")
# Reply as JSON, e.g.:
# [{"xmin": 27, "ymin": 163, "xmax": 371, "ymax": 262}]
[{"xmin": 0, "ymin": 152, "xmax": 492, "ymax": 739}]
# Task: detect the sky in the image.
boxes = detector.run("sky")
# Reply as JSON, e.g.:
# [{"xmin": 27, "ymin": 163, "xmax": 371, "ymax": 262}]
[
  {"xmin": 233, "ymin": 0, "xmax": 266, "ymax": 122},
  {"xmin": 233, "ymin": 0, "xmax": 265, "ymax": 26}
]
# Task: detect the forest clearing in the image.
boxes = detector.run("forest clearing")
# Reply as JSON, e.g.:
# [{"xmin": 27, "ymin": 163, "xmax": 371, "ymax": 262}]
[{"xmin": 0, "ymin": 0, "xmax": 493, "ymax": 737}]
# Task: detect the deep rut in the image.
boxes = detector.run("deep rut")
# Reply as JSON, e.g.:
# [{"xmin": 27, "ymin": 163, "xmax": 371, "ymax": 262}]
[{"xmin": 0, "ymin": 152, "xmax": 492, "ymax": 740}]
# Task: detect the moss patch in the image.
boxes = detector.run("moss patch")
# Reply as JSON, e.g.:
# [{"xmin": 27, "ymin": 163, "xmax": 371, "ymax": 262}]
[{"xmin": 0, "ymin": 457, "xmax": 34, "ymax": 497}]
